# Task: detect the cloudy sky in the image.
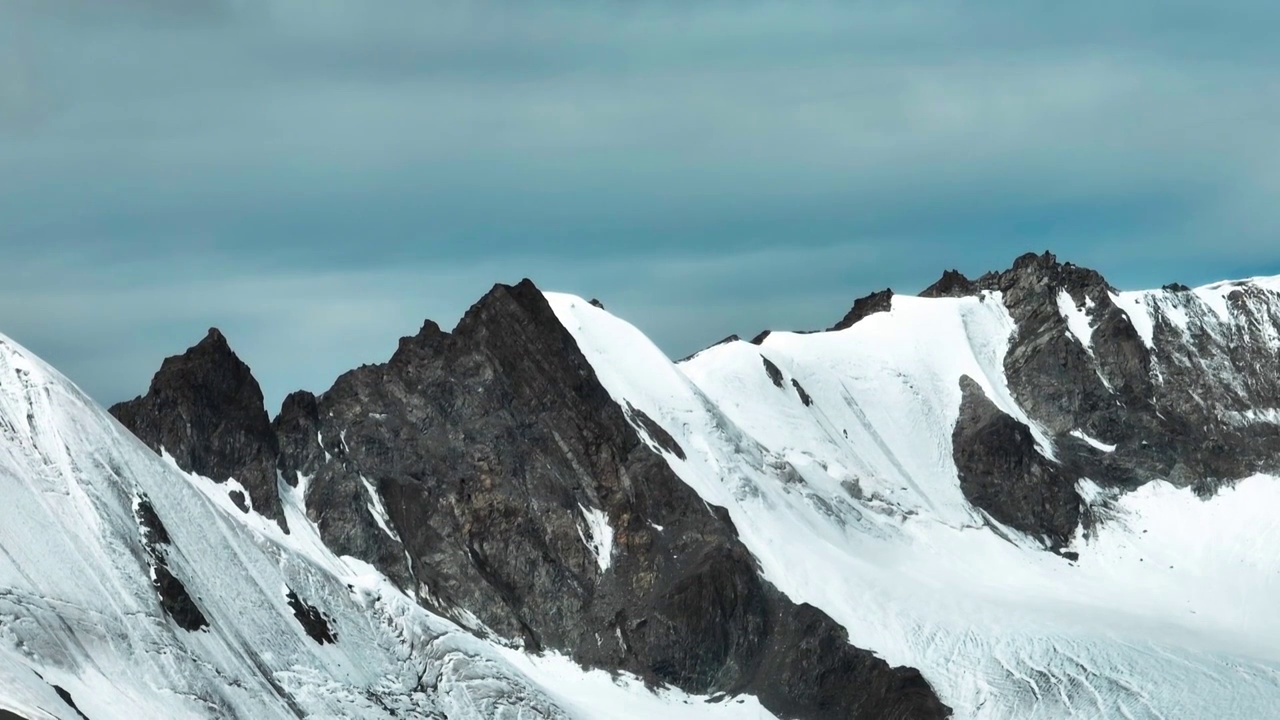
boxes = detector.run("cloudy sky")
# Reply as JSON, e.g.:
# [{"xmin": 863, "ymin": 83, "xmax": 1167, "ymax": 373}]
[{"xmin": 4, "ymin": 1, "xmax": 1280, "ymax": 412}]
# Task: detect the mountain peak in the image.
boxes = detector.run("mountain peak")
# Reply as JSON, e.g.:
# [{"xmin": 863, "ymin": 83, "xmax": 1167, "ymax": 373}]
[
  {"xmin": 453, "ymin": 278, "xmax": 568, "ymax": 346},
  {"xmin": 919, "ymin": 269, "xmax": 977, "ymax": 298},
  {"xmin": 110, "ymin": 330, "xmax": 283, "ymax": 527},
  {"xmin": 1011, "ymin": 249, "xmax": 1059, "ymax": 272},
  {"xmin": 830, "ymin": 288, "xmax": 895, "ymax": 330},
  {"xmin": 977, "ymin": 251, "xmax": 1110, "ymax": 297},
  {"xmin": 200, "ymin": 326, "xmax": 228, "ymax": 346}
]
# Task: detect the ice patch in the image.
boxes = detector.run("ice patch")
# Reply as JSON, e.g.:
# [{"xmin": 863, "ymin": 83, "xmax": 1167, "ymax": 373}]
[
  {"xmin": 360, "ymin": 476, "xmax": 402, "ymax": 543},
  {"xmin": 576, "ymin": 504, "xmax": 614, "ymax": 573},
  {"xmin": 1069, "ymin": 430, "xmax": 1116, "ymax": 453},
  {"xmin": 1057, "ymin": 290, "xmax": 1096, "ymax": 354},
  {"xmin": 317, "ymin": 431, "xmax": 332, "ymax": 463}
]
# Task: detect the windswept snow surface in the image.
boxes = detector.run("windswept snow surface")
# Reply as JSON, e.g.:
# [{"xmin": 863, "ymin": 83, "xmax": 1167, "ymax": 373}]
[
  {"xmin": 0, "ymin": 333, "xmax": 774, "ymax": 719},
  {"xmin": 549, "ymin": 291, "xmax": 1280, "ymax": 720}
]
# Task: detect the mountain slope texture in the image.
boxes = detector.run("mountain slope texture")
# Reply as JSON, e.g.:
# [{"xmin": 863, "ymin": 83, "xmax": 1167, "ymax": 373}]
[{"xmin": 0, "ymin": 251, "xmax": 1277, "ymax": 718}]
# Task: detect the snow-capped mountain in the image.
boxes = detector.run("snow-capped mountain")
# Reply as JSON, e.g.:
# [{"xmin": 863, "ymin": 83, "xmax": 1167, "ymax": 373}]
[
  {"xmin": 557, "ymin": 252, "xmax": 1280, "ymax": 718},
  {"xmin": 0, "ymin": 331, "xmax": 576, "ymax": 718},
  {"xmin": 4, "ymin": 251, "xmax": 1280, "ymax": 718},
  {"xmin": 0, "ymin": 311, "xmax": 806, "ymax": 719}
]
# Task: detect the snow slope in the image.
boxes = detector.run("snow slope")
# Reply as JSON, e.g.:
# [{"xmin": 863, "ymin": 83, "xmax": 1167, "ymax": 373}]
[
  {"xmin": 0, "ymin": 334, "xmax": 777, "ymax": 719},
  {"xmin": 548, "ymin": 289, "xmax": 1280, "ymax": 720}
]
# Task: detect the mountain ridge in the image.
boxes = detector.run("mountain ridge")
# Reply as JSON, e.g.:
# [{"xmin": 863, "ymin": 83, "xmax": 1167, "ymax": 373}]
[
  {"xmin": 85, "ymin": 250, "xmax": 1280, "ymax": 718},
  {"xmin": 111, "ymin": 278, "xmax": 950, "ymax": 719}
]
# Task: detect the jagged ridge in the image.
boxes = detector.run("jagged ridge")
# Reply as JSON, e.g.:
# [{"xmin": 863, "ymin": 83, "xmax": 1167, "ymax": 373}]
[
  {"xmin": 107, "ymin": 251, "xmax": 1280, "ymax": 719},
  {"xmin": 113, "ymin": 280, "xmax": 949, "ymax": 720}
]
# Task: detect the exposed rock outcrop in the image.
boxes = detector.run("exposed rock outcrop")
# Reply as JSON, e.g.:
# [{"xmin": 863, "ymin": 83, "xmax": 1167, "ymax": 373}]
[
  {"xmin": 830, "ymin": 289, "xmax": 894, "ymax": 330},
  {"xmin": 919, "ymin": 269, "xmax": 976, "ymax": 298},
  {"xmin": 928, "ymin": 251, "xmax": 1280, "ymax": 542},
  {"xmin": 954, "ymin": 376, "xmax": 1079, "ymax": 548},
  {"xmin": 110, "ymin": 329, "xmax": 283, "ymax": 527}
]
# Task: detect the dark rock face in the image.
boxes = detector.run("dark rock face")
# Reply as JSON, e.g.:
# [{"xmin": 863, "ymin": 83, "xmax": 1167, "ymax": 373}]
[
  {"xmin": 110, "ymin": 329, "xmax": 284, "ymax": 528},
  {"xmin": 922, "ymin": 251, "xmax": 1280, "ymax": 544},
  {"xmin": 928, "ymin": 253, "xmax": 1165, "ymax": 541},
  {"xmin": 51, "ymin": 685, "xmax": 89, "ymax": 720},
  {"xmin": 152, "ymin": 566, "xmax": 209, "ymax": 633},
  {"xmin": 120, "ymin": 280, "xmax": 950, "ymax": 720},
  {"xmin": 954, "ymin": 377, "xmax": 1079, "ymax": 548},
  {"xmin": 135, "ymin": 498, "xmax": 209, "ymax": 632},
  {"xmin": 920, "ymin": 269, "xmax": 977, "ymax": 298},
  {"xmin": 753, "ymin": 604, "xmax": 943, "ymax": 720},
  {"xmin": 975, "ymin": 252, "xmax": 1154, "ymax": 440},
  {"xmin": 831, "ymin": 289, "xmax": 894, "ymax": 330},
  {"xmin": 286, "ymin": 590, "xmax": 336, "ymax": 644},
  {"xmin": 625, "ymin": 403, "xmax": 687, "ymax": 461},
  {"xmin": 791, "ymin": 378, "xmax": 814, "ymax": 407},
  {"xmin": 761, "ymin": 357, "xmax": 785, "ymax": 388}
]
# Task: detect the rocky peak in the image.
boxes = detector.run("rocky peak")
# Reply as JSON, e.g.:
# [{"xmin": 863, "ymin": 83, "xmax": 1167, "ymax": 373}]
[
  {"xmin": 110, "ymin": 328, "xmax": 284, "ymax": 527},
  {"xmin": 454, "ymin": 278, "xmax": 563, "ymax": 340},
  {"xmin": 1013, "ymin": 249, "xmax": 1058, "ymax": 273},
  {"xmin": 830, "ymin": 288, "xmax": 895, "ymax": 330},
  {"xmin": 389, "ymin": 319, "xmax": 449, "ymax": 368},
  {"xmin": 921, "ymin": 252, "xmax": 1280, "ymax": 543},
  {"xmin": 272, "ymin": 390, "xmax": 321, "ymax": 485},
  {"xmin": 919, "ymin": 269, "xmax": 977, "ymax": 298},
  {"xmin": 976, "ymin": 251, "xmax": 1111, "ymax": 306}
]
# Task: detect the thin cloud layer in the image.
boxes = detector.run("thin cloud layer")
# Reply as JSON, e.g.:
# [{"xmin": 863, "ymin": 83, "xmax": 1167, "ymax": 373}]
[{"xmin": 3, "ymin": 0, "xmax": 1279, "ymax": 410}]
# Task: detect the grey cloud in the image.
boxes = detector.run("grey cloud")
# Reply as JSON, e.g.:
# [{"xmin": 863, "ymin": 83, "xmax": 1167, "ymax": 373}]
[{"xmin": 3, "ymin": 0, "xmax": 1280, "ymax": 409}]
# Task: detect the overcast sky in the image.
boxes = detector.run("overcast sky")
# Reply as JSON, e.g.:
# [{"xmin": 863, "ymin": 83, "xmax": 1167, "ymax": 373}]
[{"xmin": 5, "ymin": 0, "xmax": 1280, "ymax": 413}]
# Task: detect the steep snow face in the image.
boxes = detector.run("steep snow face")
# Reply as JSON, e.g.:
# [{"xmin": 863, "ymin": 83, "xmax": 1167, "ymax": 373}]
[
  {"xmin": 0, "ymin": 334, "xmax": 777, "ymax": 720},
  {"xmin": 548, "ymin": 290, "xmax": 1280, "ymax": 720}
]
